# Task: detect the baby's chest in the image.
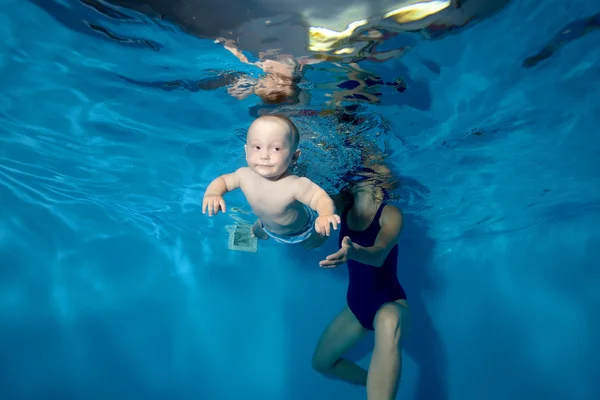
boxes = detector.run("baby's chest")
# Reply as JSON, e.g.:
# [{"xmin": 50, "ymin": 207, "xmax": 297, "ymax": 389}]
[{"xmin": 243, "ymin": 182, "xmax": 295, "ymax": 210}]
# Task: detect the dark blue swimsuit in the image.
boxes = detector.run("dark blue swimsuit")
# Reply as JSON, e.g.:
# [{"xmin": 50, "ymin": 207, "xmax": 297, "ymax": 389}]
[{"xmin": 340, "ymin": 203, "xmax": 407, "ymax": 331}]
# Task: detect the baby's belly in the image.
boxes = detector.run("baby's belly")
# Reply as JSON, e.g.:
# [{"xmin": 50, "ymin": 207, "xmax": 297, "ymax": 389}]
[{"xmin": 255, "ymin": 206, "xmax": 309, "ymax": 235}]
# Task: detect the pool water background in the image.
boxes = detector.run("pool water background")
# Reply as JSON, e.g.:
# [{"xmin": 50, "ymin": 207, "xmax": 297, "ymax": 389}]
[{"xmin": 0, "ymin": 0, "xmax": 599, "ymax": 399}]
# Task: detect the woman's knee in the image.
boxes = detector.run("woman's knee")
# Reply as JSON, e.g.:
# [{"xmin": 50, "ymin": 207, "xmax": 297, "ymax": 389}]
[
  {"xmin": 311, "ymin": 352, "xmax": 336, "ymax": 374},
  {"xmin": 373, "ymin": 303, "xmax": 405, "ymax": 341}
]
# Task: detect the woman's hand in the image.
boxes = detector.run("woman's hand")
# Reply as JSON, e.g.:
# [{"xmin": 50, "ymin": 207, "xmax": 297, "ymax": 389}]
[{"xmin": 319, "ymin": 236, "xmax": 355, "ymax": 268}]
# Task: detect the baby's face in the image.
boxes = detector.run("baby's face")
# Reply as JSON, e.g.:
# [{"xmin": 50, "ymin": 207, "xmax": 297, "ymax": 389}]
[{"xmin": 245, "ymin": 118, "xmax": 298, "ymax": 180}]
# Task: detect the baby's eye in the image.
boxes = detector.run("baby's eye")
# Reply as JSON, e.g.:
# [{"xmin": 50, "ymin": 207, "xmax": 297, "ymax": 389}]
[
  {"xmin": 273, "ymin": 147, "xmax": 281, "ymax": 151},
  {"xmin": 253, "ymin": 146, "xmax": 261, "ymax": 150}
]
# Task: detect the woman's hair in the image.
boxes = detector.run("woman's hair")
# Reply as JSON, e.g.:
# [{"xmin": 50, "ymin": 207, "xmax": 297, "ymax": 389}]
[{"xmin": 340, "ymin": 164, "xmax": 398, "ymax": 204}]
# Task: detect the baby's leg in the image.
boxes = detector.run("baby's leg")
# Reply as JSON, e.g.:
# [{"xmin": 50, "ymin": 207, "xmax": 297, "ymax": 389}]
[{"xmin": 251, "ymin": 219, "xmax": 270, "ymax": 240}]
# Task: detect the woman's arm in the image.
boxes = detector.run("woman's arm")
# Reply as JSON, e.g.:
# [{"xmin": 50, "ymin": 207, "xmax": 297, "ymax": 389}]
[
  {"xmin": 347, "ymin": 205, "xmax": 403, "ymax": 267},
  {"xmin": 319, "ymin": 205, "xmax": 403, "ymax": 268}
]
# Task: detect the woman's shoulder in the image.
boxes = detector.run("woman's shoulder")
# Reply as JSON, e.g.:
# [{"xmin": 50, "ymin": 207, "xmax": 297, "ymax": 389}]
[{"xmin": 379, "ymin": 204, "xmax": 403, "ymax": 225}]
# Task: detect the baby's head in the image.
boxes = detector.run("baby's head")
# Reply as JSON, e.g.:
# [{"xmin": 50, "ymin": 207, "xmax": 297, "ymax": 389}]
[{"xmin": 244, "ymin": 114, "xmax": 300, "ymax": 179}]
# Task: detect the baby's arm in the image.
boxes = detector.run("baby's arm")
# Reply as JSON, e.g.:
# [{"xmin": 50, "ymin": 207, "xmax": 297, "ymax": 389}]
[
  {"xmin": 295, "ymin": 177, "xmax": 341, "ymax": 235},
  {"xmin": 202, "ymin": 168, "xmax": 243, "ymax": 216}
]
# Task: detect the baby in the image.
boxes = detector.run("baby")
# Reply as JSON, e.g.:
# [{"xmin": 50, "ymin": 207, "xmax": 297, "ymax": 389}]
[{"xmin": 202, "ymin": 114, "xmax": 340, "ymax": 249}]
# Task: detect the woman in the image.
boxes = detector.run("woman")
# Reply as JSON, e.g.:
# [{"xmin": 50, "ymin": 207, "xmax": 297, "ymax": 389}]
[{"xmin": 312, "ymin": 167, "xmax": 409, "ymax": 400}]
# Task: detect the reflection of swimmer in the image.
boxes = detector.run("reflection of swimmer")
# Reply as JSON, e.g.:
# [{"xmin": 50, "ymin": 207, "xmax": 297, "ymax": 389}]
[
  {"xmin": 217, "ymin": 39, "xmax": 316, "ymax": 105},
  {"xmin": 224, "ymin": 51, "xmax": 405, "ymax": 113},
  {"xmin": 313, "ymin": 164, "xmax": 409, "ymax": 400},
  {"xmin": 202, "ymin": 115, "xmax": 340, "ymax": 249},
  {"xmin": 523, "ymin": 12, "xmax": 600, "ymax": 68},
  {"xmin": 116, "ymin": 42, "xmax": 312, "ymax": 109}
]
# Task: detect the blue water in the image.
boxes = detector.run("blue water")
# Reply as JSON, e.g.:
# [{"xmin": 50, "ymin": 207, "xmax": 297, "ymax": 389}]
[{"xmin": 1, "ymin": 0, "xmax": 599, "ymax": 399}]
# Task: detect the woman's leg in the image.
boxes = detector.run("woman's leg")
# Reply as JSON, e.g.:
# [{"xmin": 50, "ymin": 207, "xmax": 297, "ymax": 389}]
[
  {"xmin": 367, "ymin": 299, "xmax": 410, "ymax": 400},
  {"xmin": 312, "ymin": 306, "xmax": 369, "ymax": 385}
]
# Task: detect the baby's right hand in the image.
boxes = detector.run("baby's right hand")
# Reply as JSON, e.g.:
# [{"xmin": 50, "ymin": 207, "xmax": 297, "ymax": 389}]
[{"xmin": 202, "ymin": 194, "xmax": 226, "ymax": 216}]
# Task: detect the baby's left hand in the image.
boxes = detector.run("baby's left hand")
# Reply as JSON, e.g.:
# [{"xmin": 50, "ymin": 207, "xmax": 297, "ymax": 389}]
[{"xmin": 315, "ymin": 214, "xmax": 341, "ymax": 236}]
